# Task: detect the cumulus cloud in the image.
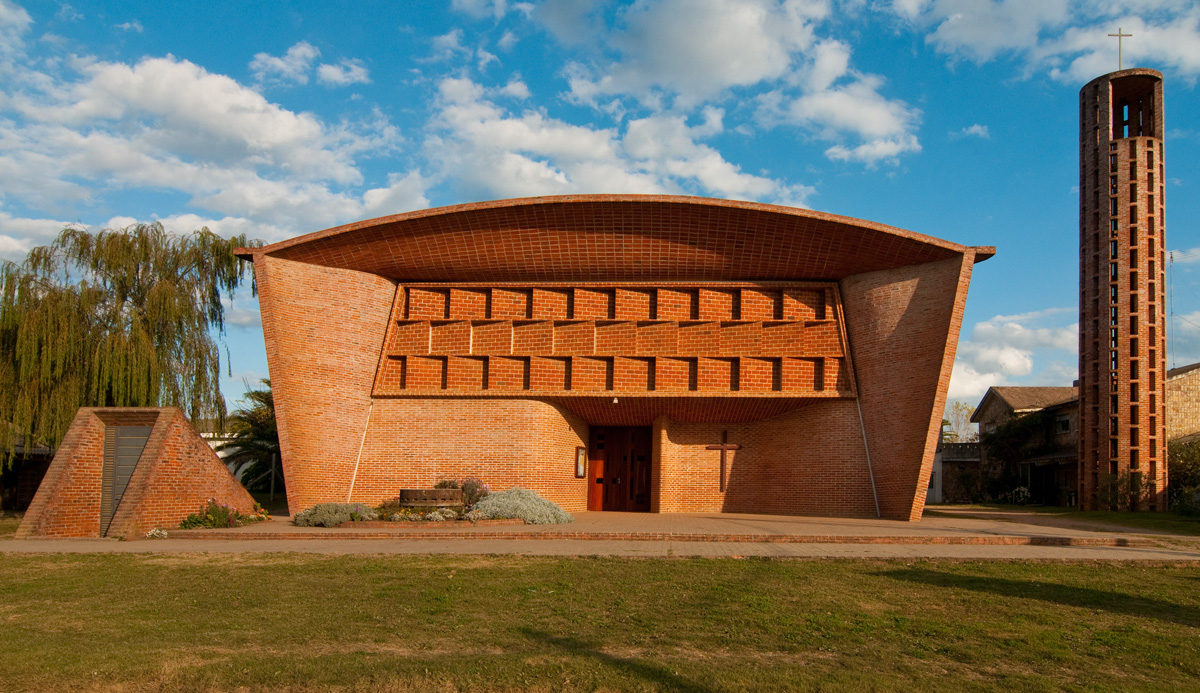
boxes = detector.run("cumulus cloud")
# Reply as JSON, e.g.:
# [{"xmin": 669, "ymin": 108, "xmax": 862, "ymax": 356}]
[
  {"xmin": 115, "ymin": 19, "xmax": 143, "ymax": 33},
  {"xmin": 948, "ymin": 308, "xmax": 1078, "ymax": 400},
  {"xmin": 564, "ymin": 0, "xmax": 826, "ymax": 107},
  {"xmin": 0, "ymin": 0, "xmax": 32, "ymax": 62},
  {"xmin": 317, "ymin": 58, "xmax": 370, "ymax": 86},
  {"xmin": 894, "ymin": 1, "xmax": 1200, "ymax": 81},
  {"xmin": 0, "ymin": 207, "xmax": 73, "ymax": 261},
  {"xmin": 952, "ymin": 123, "xmax": 990, "ymax": 139},
  {"xmin": 427, "ymin": 76, "xmax": 812, "ymax": 204},
  {"xmin": 249, "ymin": 41, "xmax": 319, "ymax": 85},
  {"xmin": 544, "ymin": 0, "xmax": 921, "ymax": 166},
  {"xmin": 0, "ymin": 39, "xmax": 430, "ymax": 247}
]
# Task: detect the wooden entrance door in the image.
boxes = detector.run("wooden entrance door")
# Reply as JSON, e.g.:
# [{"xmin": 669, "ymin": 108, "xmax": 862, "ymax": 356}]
[{"xmin": 588, "ymin": 427, "xmax": 652, "ymax": 511}]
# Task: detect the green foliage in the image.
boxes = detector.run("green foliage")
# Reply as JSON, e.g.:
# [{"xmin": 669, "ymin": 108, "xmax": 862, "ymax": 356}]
[
  {"xmin": 1168, "ymin": 440, "xmax": 1200, "ymax": 515},
  {"xmin": 980, "ymin": 410, "xmax": 1054, "ymax": 498},
  {"xmin": 215, "ymin": 379, "xmax": 280, "ymax": 492},
  {"xmin": 293, "ymin": 502, "xmax": 378, "ymax": 527},
  {"xmin": 178, "ymin": 499, "xmax": 268, "ymax": 529},
  {"xmin": 432, "ymin": 478, "xmax": 459, "ymax": 489},
  {"xmin": 0, "ymin": 222, "xmax": 260, "ymax": 465},
  {"xmin": 464, "ymin": 487, "xmax": 573, "ymax": 524},
  {"xmin": 1095, "ymin": 470, "xmax": 1152, "ymax": 512}
]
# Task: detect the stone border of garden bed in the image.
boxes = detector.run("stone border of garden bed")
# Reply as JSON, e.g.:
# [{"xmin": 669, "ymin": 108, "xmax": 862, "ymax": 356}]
[{"xmin": 337, "ymin": 519, "xmax": 526, "ymax": 529}]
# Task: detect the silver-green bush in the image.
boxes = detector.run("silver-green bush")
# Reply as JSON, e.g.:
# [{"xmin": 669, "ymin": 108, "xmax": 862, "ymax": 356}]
[
  {"xmin": 293, "ymin": 502, "xmax": 378, "ymax": 527},
  {"xmin": 464, "ymin": 487, "xmax": 573, "ymax": 524}
]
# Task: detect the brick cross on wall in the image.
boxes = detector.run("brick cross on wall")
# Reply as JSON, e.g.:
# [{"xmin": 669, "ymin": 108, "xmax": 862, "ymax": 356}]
[{"xmin": 706, "ymin": 430, "xmax": 741, "ymax": 492}]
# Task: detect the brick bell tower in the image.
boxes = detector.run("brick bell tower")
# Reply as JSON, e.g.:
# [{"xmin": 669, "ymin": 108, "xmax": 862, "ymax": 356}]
[{"xmin": 1078, "ymin": 68, "xmax": 1168, "ymax": 510}]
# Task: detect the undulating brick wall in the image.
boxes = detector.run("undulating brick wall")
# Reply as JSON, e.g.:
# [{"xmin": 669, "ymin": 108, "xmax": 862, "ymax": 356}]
[
  {"xmin": 244, "ymin": 196, "xmax": 988, "ymax": 520},
  {"xmin": 349, "ymin": 398, "xmax": 589, "ymax": 511},
  {"xmin": 839, "ymin": 253, "xmax": 975, "ymax": 520},
  {"xmin": 16, "ymin": 408, "xmax": 254, "ymax": 539},
  {"xmin": 254, "ymin": 255, "xmax": 398, "ymax": 513},
  {"xmin": 654, "ymin": 399, "xmax": 876, "ymax": 517}
]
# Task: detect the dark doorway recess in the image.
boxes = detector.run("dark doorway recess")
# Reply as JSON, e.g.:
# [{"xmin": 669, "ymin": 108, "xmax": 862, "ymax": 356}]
[
  {"xmin": 587, "ymin": 426, "xmax": 652, "ymax": 512},
  {"xmin": 100, "ymin": 425, "xmax": 153, "ymax": 535}
]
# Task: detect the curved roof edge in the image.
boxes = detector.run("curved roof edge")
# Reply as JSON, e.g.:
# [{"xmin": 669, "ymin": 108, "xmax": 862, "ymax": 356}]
[{"xmin": 234, "ymin": 194, "xmax": 993, "ymax": 263}]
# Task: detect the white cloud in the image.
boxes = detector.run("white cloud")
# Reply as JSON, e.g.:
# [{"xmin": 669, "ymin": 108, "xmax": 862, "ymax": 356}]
[
  {"xmin": 55, "ymin": 4, "xmax": 82, "ymax": 22},
  {"xmin": 115, "ymin": 19, "xmax": 143, "ymax": 33},
  {"xmin": 0, "ymin": 39, "xmax": 431, "ymax": 245},
  {"xmin": 766, "ymin": 74, "xmax": 923, "ymax": 164},
  {"xmin": 452, "ymin": 0, "xmax": 532, "ymax": 19},
  {"xmin": 427, "ymin": 76, "xmax": 812, "ymax": 204},
  {"xmin": 565, "ymin": 0, "xmax": 827, "ymax": 107},
  {"xmin": 220, "ymin": 295, "xmax": 261, "ymax": 328},
  {"xmin": 431, "ymin": 29, "xmax": 473, "ymax": 61},
  {"xmin": 0, "ymin": 207, "xmax": 72, "ymax": 261},
  {"xmin": 948, "ymin": 308, "xmax": 1079, "ymax": 401},
  {"xmin": 894, "ymin": 1, "xmax": 1200, "ymax": 81},
  {"xmin": 549, "ymin": 0, "xmax": 920, "ymax": 166},
  {"xmin": 952, "ymin": 123, "xmax": 990, "ymax": 139},
  {"xmin": 317, "ymin": 58, "xmax": 370, "ymax": 86},
  {"xmin": 0, "ymin": 0, "xmax": 32, "ymax": 62},
  {"xmin": 249, "ymin": 41, "xmax": 319, "ymax": 85}
]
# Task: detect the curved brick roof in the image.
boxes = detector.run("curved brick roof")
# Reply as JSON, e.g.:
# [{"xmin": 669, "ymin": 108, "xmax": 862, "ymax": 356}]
[{"xmin": 240, "ymin": 195, "xmax": 993, "ymax": 282}]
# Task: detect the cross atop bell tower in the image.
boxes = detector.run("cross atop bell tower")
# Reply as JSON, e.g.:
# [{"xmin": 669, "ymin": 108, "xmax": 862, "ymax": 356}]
[{"xmin": 1107, "ymin": 27, "xmax": 1132, "ymax": 70}]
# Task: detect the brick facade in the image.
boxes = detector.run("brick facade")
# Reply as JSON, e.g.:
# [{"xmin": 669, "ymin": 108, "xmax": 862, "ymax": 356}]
[
  {"xmin": 15, "ymin": 408, "xmax": 255, "ymax": 539},
  {"xmin": 1167, "ymin": 364, "xmax": 1200, "ymax": 441},
  {"xmin": 1078, "ymin": 69, "xmax": 1169, "ymax": 510},
  {"xmin": 241, "ymin": 195, "xmax": 992, "ymax": 521}
]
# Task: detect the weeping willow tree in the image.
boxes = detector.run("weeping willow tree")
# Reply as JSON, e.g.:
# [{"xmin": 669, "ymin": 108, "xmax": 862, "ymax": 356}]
[{"xmin": 0, "ymin": 222, "xmax": 261, "ymax": 464}]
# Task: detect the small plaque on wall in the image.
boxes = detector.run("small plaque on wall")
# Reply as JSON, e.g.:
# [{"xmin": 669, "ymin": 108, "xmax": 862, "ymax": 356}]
[{"xmin": 575, "ymin": 446, "xmax": 587, "ymax": 478}]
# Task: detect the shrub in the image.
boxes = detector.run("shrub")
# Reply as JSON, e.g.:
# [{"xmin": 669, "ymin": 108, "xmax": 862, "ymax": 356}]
[
  {"xmin": 179, "ymin": 499, "xmax": 269, "ymax": 529},
  {"xmin": 293, "ymin": 502, "xmax": 378, "ymax": 527},
  {"xmin": 433, "ymin": 478, "xmax": 460, "ymax": 489},
  {"xmin": 461, "ymin": 477, "xmax": 490, "ymax": 507},
  {"xmin": 1174, "ymin": 486, "xmax": 1200, "ymax": 516},
  {"xmin": 464, "ymin": 487, "xmax": 573, "ymax": 525}
]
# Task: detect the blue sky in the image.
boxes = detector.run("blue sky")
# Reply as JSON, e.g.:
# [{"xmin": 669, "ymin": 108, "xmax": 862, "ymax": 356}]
[{"xmin": 2, "ymin": 0, "xmax": 1200, "ymax": 414}]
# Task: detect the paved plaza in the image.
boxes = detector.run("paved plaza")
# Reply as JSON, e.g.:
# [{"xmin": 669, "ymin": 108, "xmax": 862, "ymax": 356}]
[{"xmin": 5, "ymin": 508, "xmax": 1199, "ymax": 561}]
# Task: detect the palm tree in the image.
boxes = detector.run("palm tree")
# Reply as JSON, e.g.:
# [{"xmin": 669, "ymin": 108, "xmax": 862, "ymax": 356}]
[{"xmin": 217, "ymin": 379, "xmax": 281, "ymax": 495}]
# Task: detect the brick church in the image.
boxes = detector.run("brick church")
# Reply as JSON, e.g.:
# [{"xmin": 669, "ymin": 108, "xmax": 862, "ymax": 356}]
[{"xmin": 239, "ymin": 195, "xmax": 992, "ymax": 520}]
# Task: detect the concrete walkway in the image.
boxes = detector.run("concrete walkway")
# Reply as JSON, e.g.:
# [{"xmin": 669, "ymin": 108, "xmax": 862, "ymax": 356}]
[{"xmin": 5, "ymin": 509, "xmax": 1200, "ymax": 560}]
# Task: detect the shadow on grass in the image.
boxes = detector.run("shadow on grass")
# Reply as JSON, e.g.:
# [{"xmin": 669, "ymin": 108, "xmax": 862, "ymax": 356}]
[
  {"xmin": 520, "ymin": 628, "xmax": 712, "ymax": 692},
  {"xmin": 878, "ymin": 566, "xmax": 1200, "ymax": 628}
]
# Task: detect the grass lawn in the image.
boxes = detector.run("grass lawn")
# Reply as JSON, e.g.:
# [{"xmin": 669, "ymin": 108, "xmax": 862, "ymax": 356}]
[
  {"xmin": 0, "ymin": 555, "xmax": 1197, "ymax": 691},
  {"xmin": 931, "ymin": 504, "xmax": 1200, "ymax": 537}
]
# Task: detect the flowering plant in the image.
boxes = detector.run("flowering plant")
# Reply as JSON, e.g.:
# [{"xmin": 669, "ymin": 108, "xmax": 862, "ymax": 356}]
[{"xmin": 179, "ymin": 498, "xmax": 269, "ymax": 529}]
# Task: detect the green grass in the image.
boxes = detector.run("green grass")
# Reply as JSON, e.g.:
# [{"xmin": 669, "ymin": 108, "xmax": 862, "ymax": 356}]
[
  {"xmin": 0, "ymin": 555, "xmax": 1197, "ymax": 691},
  {"xmin": 932, "ymin": 504, "xmax": 1200, "ymax": 536}
]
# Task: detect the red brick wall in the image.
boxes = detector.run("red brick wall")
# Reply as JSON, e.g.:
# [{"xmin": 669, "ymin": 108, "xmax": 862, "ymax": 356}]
[
  {"xmin": 654, "ymin": 400, "xmax": 876, "ymax": 516},
  {"xmin": 255, "ymin": 255, "xmax": 398, "ymax": 514},
  {"xmin": 840, "ymin": 254, "xmax": 975, "ymax": 520},
  {"xmin": 16, "ymin": 408, "xmax": 254, "ymax": 539},
  {"xmin": 347, "ymin": 398, "xmax": 589, "ymax": 510},
  {"xmin": 15, "ymin": 409, "xmax": 106, "ymax": 538},
  {"xmin": 107, "ymin": 409, "xmax": 254, "ymax": 538}
]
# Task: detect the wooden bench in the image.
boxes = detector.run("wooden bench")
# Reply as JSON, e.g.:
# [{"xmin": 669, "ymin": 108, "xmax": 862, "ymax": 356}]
[{"xmin": 396, "ymin": 488, "xmax": 464, "ymax": 509}]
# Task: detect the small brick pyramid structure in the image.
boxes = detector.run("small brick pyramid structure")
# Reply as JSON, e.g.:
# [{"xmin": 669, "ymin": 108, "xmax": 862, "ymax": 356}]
[{"xmin": 16, "ymin": 407, "xmax": 255, "ymax": 539}]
